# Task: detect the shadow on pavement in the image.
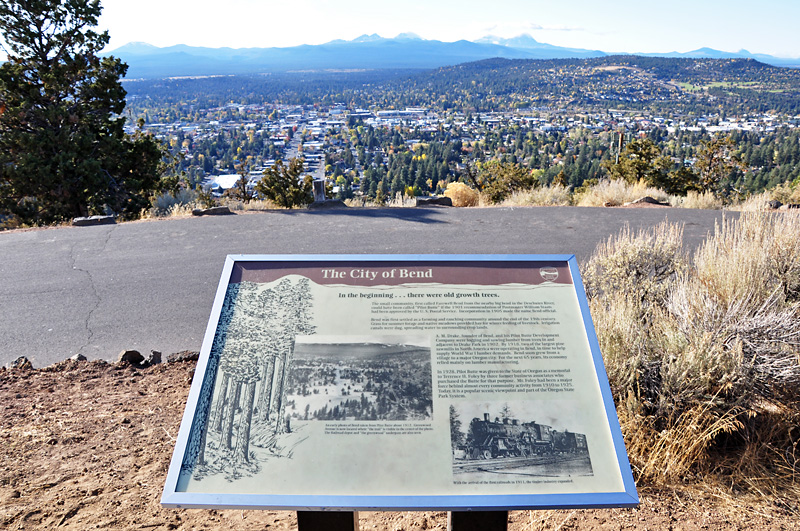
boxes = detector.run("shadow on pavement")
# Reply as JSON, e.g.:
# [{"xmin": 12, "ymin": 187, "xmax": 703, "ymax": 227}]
[{"xmin": 262, "ymin": 206, "xmax": 450, "ymax": 223}]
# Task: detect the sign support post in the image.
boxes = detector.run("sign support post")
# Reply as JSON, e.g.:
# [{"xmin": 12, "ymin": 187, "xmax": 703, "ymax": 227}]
[
  {"xmin": 297, "ymin": 511, "xmax": 359, "ymax": 530},
  {"xmin": 448, "ymin": 511, "xmax": 508, "ymax": 531}
]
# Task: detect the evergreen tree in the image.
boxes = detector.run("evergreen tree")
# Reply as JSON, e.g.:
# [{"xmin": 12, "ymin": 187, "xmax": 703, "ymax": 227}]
[
  {"xmin": 0, "ymin": 0, "xmax": 163, "ymax": 224},
  {"xmin": 449, "ymin": 405, "xmax": 463, "ymax": 448},
  {"xmin": 255, "ymin": 158, "xmax": 313, "ymax": 208},
  {"xmin": 602, "ymin": 138, "xmax": 669, "ymax": 185},
  {"xmin": 694, "ymin": 136, "xmax": 745, "ymax": 193},
  {"xmin": 465, "ymin": 160, "xmax": 539, "ymax": 203}
]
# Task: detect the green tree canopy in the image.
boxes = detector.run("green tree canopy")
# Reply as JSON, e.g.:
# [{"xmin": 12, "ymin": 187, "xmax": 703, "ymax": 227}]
[
  {"xmin": 694, "ymin": 137, "xmax": 745, "ymax": 193},
  {"xmin": 603, "ymin": 137, "xmax": 706, "ymax": 196},
  {"xmin": 603, "ymin": 138, "xmax": 670, "ymax": 185},
  {"xmin": 464, "ymin": 159, "xmax": 539, "ymax": 203},
  {"xmin": 0, "ymin": 0, "xmax": 163, "ymax": 224},
  {"xmin": 254, "ymin": 158, "xmax": 314, "ymax": 208}
]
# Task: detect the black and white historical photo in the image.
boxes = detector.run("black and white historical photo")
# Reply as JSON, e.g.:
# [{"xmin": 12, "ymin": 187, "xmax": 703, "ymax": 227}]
[
  {"xmin": 449, "ymin": 402, "xmax": 593, "ymax": 483},
  {"xmin": 285, "ymin": 335, "xmax": 433, "ymax": 421},
  {"xmin": 178, "ymin": 278, "xmax": 435, "ymax": 489},
  {"xmin": 179, "ymin": 278, "xmax": 317, "ymax": 485}
]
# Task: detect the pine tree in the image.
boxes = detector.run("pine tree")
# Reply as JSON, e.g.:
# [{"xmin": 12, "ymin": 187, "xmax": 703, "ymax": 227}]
[
  {"xmin": 0, "ymin": 0, "xmax": 163, "ymax": 224},
  {"xmin": 449, "ymin": 405, "xmax": 463, "ymax": 448}
]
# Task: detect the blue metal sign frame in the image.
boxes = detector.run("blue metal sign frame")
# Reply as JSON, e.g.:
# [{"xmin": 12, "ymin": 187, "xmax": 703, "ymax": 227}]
[{"xmin": 161, "ymin": 254, "xmax": 638, "ymax": 511}]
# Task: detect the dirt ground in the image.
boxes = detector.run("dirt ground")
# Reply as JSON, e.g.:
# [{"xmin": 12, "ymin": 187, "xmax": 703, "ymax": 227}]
[{"xmin": 1, "ymin": 358, "xmax": 798, "ymax": 531}]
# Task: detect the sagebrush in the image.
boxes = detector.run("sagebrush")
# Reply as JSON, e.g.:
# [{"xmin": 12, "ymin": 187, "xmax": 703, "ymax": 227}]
[
  {"xmin": 148, "ymin": 188, "xmax": 199, "ymax": 217},
  {"xmin": 583, "ymin": 213, "xmax": 800, "ymax": 504}
]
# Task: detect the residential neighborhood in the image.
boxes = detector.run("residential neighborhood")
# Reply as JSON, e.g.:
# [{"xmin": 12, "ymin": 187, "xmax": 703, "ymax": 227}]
[{"xmin": 129, "ymin": 100, "xmax": 799, "ymax": 200}]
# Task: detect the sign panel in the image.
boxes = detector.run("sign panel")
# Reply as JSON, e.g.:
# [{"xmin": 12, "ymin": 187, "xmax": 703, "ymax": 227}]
[{"xmin": 162, "ymin": 255, "xmax": 638, "ymax": 510}]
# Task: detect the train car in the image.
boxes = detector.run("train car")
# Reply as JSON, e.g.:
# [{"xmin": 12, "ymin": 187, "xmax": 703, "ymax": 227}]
[
  {"xmin": 551, "ymin": 430, "xmax": 589, "ymax": 453},
  {"xmin": 521, "ymin": 421, "xmax": 554, "ymax": 454},
  {"xmin": 466, "ymin": 413, "xmax": 553, "ymax": 459},
  {"xmin": 465, "ymin": 413, "xmax": 587, "ymax": 459},
  {"xmin": 575, "ymin": 433, "xmax": 588, "ymax": 452}
]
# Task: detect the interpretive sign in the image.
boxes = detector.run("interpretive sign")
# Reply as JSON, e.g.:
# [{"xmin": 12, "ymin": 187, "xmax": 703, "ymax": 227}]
[{"xmin": 161, "ymin": 255, "xmax": 638, "ymax": 511}]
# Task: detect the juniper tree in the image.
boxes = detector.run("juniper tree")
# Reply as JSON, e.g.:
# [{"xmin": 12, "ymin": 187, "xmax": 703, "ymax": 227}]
[
  {"xmin": 255, "ymin": 158, "xmax": 314, "ymax": 209},
  {"xmin": 0, "ymin": 0, "xmax": 163, "ymax": 224},
  {"xmin": 462, "ymin": 159, "xmax": 539, "ymax": 203}
]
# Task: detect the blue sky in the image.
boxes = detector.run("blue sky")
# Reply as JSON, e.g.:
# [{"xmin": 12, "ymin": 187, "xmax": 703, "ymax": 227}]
[
  {"xmin": 95, "ymin": 0, "xmax": 800, "ymax": 57},
  {"xmin": 0, "ymin": 0, "xmax": 798, "ymax": 59}
]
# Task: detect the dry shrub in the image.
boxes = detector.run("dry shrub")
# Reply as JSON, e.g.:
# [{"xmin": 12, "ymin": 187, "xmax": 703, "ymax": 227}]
[
  {"xmin": 584, "ymin": 214, "xmax": 800, "ymax": 503},
  {"xmin": 388, "ymin": 191, "xmax": 416, "ymax": 207},
  {"xmin": 730, "ymin": 191, "xmax": 773, "ymax": 212},
  {"xmin": 443, "ymin": 182, "xmax": 479, "ymax": 207},
  {"xmin": 693, "ymin": 213, "xmax": 800, "ymax": 307},
  {"xmin": 147, "ymin": 188, "xmax": 199, "ymax": 217},
  {"xmin": 221, "ymin": 198, "xmax": 281, "ymax": 211},
  {"xmin": 770, "ymin": 180, "xmax": 800, "ymax": 204},
  {"xmin": 670, "ymin": 190, "xmax": 723, "ymax": 210},
  {"xmin": 583, "ymin": 221, "xmax": 686, "ymax": 304},
  {"xmin": 344, "ymin": 197, "xmax": 368, "ymax": 207},
  {"xmin": 620, "ymin": 403, "xmax": 745, "ymax": 482},
  {"xmin": 574, "ymin": 178, "xmax": 671, "ymax": 207},
  {"xmin": 499, "ymin": 184, "xmax": 572, "ymax": 207}
]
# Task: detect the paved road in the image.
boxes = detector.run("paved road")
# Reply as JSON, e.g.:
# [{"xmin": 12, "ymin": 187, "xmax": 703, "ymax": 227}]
[{"xmin": 0, "ymin": 206, "xmax": 736, "ymax": 368}]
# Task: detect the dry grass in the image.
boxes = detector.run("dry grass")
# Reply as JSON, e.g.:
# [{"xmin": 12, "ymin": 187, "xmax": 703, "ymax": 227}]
[
  {"xmin": 221, "ymin": 198, "xmax": 282, "ymax": 211},
  {"xmin": 574, "ymin": 179, "xmax": 671, "ymax": 207},
  {"xmin": 620, "ymin": 403, "xmax": 746, "ymax": 482},
  {"xmin": 584, "ymin": 213, "xmax": 800, "ymax": 504},
  {"xmin": 734, "ymin": 186, "xmax": 800, "ymax": 212},
  {"xmin": 728, "ymin": 191, "xmax": 777, "ymax": 212},
  {"xmin": 443, "ymin": 182, "xmax": 480, "ymax": 207},
  {"xmin": 670, "ymin": 190, "xmax": 724, "ymax": 210},
  {"xmin": 499, "ymin": 184, "xmax": 572, "ymax": 207},
  {"xmin": 344, "ymin": 197, "xmax": 372, "ymax": 207},
  {"xmin": 387, "ymin": 191, "xmax": 417, "ymax": 207},
  {"xmin": 141, "ymin": 202, "xmax": 195, "ymax": 219},
  {"xmin": 144, "ymin": 193, "xmax": 284, "ymax": 219}
]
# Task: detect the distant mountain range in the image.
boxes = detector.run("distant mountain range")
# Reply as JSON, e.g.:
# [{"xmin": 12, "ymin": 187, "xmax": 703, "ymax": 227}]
[{"xmin": 107, "ymin": 34, "xmax": 800, "ymax": 79}]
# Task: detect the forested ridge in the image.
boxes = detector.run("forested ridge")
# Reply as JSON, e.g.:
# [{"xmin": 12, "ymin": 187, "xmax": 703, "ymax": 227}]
[{"xmin": 125, "ymin": 56, "xmax": 800, "ymax": 115}]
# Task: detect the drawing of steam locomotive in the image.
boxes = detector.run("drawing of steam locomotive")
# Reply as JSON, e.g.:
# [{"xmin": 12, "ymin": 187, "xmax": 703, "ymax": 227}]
[{"xmin": 464, "ymin": 413, "xmax": 587, "ymax": 460}]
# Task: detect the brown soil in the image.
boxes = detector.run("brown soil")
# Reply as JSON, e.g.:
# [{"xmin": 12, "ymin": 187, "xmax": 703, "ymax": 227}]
[{"xmin": 1, "ymin": 359, "xmax": 797, "ymax": 530}]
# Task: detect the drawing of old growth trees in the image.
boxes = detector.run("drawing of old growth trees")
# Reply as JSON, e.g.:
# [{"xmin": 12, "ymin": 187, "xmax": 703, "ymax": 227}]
[{"xmin": 188, "ymin": 277, "xmax": 314, "ymax": 482}]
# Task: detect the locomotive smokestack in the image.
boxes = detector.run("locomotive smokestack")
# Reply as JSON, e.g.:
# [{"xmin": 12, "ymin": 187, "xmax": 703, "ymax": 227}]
[{"xmin": 484, "ymin": 413, "xmax": 490, "ymax": 421}]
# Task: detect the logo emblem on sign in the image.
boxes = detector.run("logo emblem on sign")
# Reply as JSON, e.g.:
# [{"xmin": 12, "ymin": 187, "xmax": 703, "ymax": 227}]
[{"xmin": 539, "ymin": 267, "xmax": 559, "ymax": 282}]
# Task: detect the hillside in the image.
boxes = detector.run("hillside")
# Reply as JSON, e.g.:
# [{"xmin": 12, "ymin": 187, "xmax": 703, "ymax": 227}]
[
  {"xmin": 123, "ymin": 55, "xmax": 800, "ymax": 116},
  {"xmin": 398, "ymin": 56, "xmax": 800, "ymax": 114}
]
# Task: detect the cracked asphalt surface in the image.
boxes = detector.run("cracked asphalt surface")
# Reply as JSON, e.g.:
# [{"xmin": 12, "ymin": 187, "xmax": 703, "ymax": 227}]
[{"xmin": 0, "ymin": 206, "xmax": 737, "ymax": 368}]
